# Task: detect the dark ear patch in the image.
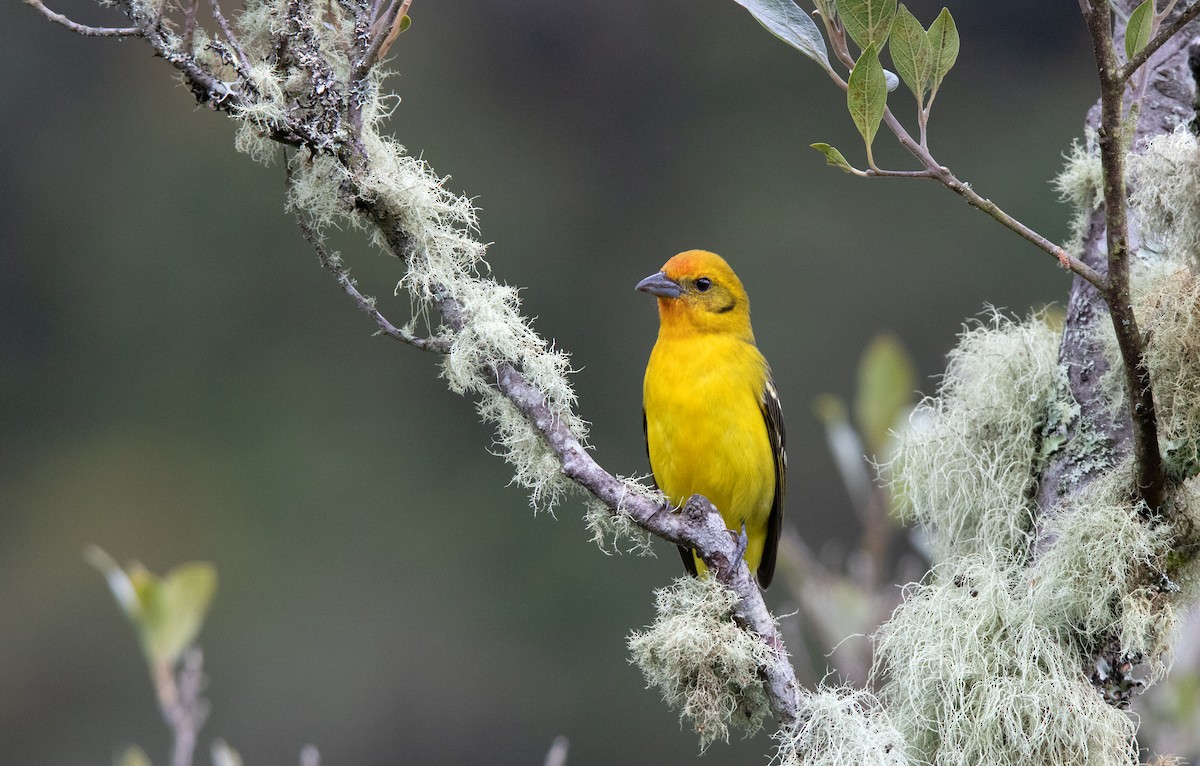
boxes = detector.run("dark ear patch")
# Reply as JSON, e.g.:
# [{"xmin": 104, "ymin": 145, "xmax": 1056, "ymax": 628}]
[{"xmin": 713, "ymin": 297, "xmax": 737, "ymax": 314}]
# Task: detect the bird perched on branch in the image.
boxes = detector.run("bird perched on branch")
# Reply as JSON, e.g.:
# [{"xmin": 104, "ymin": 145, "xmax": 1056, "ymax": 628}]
[{"xmin": 637, "ymin": 250, "xmax": 786, "ymax": 588}]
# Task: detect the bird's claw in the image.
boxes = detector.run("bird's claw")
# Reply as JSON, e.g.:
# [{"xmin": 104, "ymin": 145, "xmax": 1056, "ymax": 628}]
[{"xmin": 732, "ymin": 522, "xmax": 749, "ymax": 564}]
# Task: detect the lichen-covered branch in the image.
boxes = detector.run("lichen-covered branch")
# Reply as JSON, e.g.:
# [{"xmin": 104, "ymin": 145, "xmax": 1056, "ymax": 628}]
[{"xmin": 23, "ymin": 0, "xmax": 804, "ymax": 734}]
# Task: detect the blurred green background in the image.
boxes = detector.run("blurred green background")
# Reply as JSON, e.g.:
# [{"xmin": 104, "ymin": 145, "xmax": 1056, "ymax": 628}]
[{"xmin": 0, "ymin": 1, "xmax": 1139, "ymax": 763}]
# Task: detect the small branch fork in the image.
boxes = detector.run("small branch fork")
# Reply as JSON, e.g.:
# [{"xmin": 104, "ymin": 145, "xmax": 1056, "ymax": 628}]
[
  {"xmin": 1121, "ymin": 1, "xmax": 1200, "ymax": 79},
  {"xmin": 815, "ymin": 13, "xmax": 1107, "ymax": 290},
  {"xmin": 25, "ymin": 0, "xmax": 804, "ymax": 730},
  {"xmin": 817, "ymin": 0, "xmax": 1178, "ymax": 512}
]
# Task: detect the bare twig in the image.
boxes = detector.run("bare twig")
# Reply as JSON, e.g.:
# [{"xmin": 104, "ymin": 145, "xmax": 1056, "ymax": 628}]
[
  {"xmin": 205, "ymin": 0, "xmax": 253, "ymax": 74},
  {"xmin": 182, "ymin": 0, "xmax": 201, "ymax": 51},
  {"xmin": 153, "ymin": 650, "xmax": 208, "ymax": 766},
  {"xmin": 23, "ymin": 0, "xmax": 139, "ymax": 36},
  {"xmin": 1120, "ymin": 1, "xmax": 1200, "ymax": 80},
  {"xmin": 355, "ymin": 0, "xmax": 410, "ymax": 79},
  {"xmin": 863, "ymin": 168, "xmax": 936, "ymax": 179},
  {"xmin": 291, "ymin": 202, "xmax": 450, "ymax": 354}
]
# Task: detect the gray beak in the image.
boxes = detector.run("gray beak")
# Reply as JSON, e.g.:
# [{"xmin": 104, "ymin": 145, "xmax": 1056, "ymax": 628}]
[{"xmin": 636, "ymin": 271, "xmax": 683, "ymax": 299}]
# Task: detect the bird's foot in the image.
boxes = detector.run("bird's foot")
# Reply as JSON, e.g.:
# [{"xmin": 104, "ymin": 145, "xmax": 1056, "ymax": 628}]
[{"xmin": 732, "ymin": 522, "xmax": 749, "ymax": 564}]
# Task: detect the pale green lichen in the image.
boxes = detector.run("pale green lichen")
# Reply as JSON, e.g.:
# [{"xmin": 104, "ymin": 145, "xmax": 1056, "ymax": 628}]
[
  {"xmin": 886, "ymin": 311, "xmax": 1064, "ymax": 561},
  {"xmin": 1098, "ymin": 260, "xmax": 1200, "ymax": 481},
  {"xmin": 285, "ymin": 153, "xmax": 350, "ymax": 232},
  {"xmin": 583, "ymin": 477, "xmax": 659, "ymax": 556},
  {"xmin": 225, "ymin": 0, "xmax": 587, "ymax": 514},
  {"xmin": 476, "ymin": 388, "xmax": 575, "ymax": 513},
  {"xmin": 772, "ymin": 688, "xmax": 907, "ymax": 766},
  {"xmin": 1134, "ymin": 266, "xmax": 1200, "ymax": 481},
  {"xmin": 628, "ymin": 577, "xmax": 772, "ymax": 749},
  {"xmin": 1053, "ymin": 133, "xmax": 1104, "ymax": 255},
  {"xmin": 1129, "ymin": 128, "xmax": 1200, "ymax": 265},
  {"xmin": 232, "ymin": 64, "xmax": 289, "ymax": 164},
  {"xmin": 874, "ymin": 555, "xmax": 1140, "ymax": 766},
  {"xmin": 1031, "ymin": 461, "xmax": 1178, "ymax": 673}
]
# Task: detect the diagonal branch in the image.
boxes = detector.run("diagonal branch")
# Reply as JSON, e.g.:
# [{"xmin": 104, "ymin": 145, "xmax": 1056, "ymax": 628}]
[
  {"xmin": 292, "ymin": 207, "xmax": 451, "ymax": 354},
  {"xmin": 205, "ymin": 0, "xmax": 253, "ymax": 75},
  {"xmin": 29, "ymin": 0, "xmax": 806, "ymax": 733},
  {"xmin": 1120, "ymin": 1, "xmax": 1200, "ymax": 80},
  {"xmin": 819, "ymin": 61, "xmax": 1108, "ymax": 290}
]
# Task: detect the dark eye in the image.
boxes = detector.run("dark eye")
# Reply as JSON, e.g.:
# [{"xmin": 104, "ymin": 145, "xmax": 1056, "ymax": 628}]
[{"xmin": 695, "ymin": 277, "xmax": 712, "ymax": 292}]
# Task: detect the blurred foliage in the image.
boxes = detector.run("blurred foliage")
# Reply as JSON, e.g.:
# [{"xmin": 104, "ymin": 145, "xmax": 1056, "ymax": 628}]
[
  {"xmin": 854, "ymin": 334, "xmax": 917, "ymax": 456},
  {"xmin": 116, "ymin": 746, "xmax": 154, "ymax": 766},
  {"xmin": 88, "ymin": 547, "xmax": 216, "ymax": 670}
]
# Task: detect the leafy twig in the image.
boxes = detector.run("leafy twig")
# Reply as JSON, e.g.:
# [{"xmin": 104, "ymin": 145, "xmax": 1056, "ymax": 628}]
[
  {"xmin": 810, "ymin": 24, "xmax": 1107, "ymax": 289},
  {"xmin": 1120, "ymin": 1, "xmax": 1200, "ymax": 80}
]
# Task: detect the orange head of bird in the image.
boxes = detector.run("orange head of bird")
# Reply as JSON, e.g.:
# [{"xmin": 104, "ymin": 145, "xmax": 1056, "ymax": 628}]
[{"xmin": 635, "ymin": 250, "xmax": 753, "ymax": 337}]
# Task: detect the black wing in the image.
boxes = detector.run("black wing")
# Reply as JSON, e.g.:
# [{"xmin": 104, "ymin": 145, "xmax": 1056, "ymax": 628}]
[
  {"xmin": 644, "ymin": 408, "xmax": 698, "ymax": 576},
  {"xmin": 756, "ymin": 375, "xmax": 787, "ymax": 589}
]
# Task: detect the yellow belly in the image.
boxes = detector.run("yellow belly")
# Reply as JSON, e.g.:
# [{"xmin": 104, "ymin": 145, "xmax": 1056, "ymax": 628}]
[{"xmin": 643, "ymin": 333, "xmax": 774, "ymax": 574}]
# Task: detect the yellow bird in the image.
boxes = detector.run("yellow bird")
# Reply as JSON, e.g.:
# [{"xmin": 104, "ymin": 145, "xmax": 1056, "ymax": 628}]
[{"xmin": 637, "ymin": 250, "xmax": 786, "ymax": 588}]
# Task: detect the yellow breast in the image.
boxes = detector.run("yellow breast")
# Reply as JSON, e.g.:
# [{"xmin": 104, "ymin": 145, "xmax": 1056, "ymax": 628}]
[{"xmin": 643, "ymin": 332, "xmax": 775, "ymax": 569}]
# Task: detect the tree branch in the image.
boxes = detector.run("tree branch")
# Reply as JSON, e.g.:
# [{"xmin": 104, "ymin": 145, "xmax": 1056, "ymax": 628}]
[
  {"xmin": 1085, "ymin": 0, "xmax": 1167, "ymax": 513},
  {"xmin": 205, "ymin": 0, "xmax": 253, "ymax": 75},
  {"xmin": 292, "ymin": 204, "xmax": 451, "ymax": 354},
  {"xmin": 24, "ymin": 0, "xmax": 804, "ymax": 726},
  {"xmin": 152, "ymin": 650, "xmax": 208, "ymax": 766},
  {"xmin": 820, "ymin": 61, "xmax": 1108, "ymax": 290},
  {"xmin": 1120, "ymin": 1, "xmax": 1200, "ymax": 80},
  {"xmin": 23, "ymin": 0, "xmax": 140, "ymax": 36}
]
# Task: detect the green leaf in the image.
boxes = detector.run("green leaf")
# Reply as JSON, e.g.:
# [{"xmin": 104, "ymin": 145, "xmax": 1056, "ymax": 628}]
[
  {"xmin": 148, "ymin": 562, "xmax": 217, "ymax": 666},
  {"xmin": 847, "ymin": 43, "xmax": 887, "ymax": 158},
  {"xmin": 836, "ymin": 0, "xmax": 897, "ymax": 50},
  {"xmin": 927, "ymin": 7, "xmax": 959, "ymax": 98},
  {"xmin": 812, "ymin": 0, "xmax": 837, "ymax": 24},
  {"xmin": 810, "ymin": 142, "xmax": 858, "ymax": 173},
  {"xmin": 397, "ymin": 14, "xmax": 412, "ymax": 33},
  {"xmin": 87, "ymin": 545, "xmax": 140, "ymax": 618},
  {"xmin": 1125, "ymin": 0, "xmax": 1153, "ymax": 61},
  {"xmin": 114, "ymin": 746, "xmax": 152, "ymax": 766},
  {"xmin": 889, "ymin": 4, "xmax": 932, "ymax": 101},
  {"xmin": 853, "ymin": 334, "xmax": 917, "ymax": 454},
  {"xmin": 89, "ymin": 547, "xmax": 217, "ymax": 667},
  {"xmin": 732, "ymin": 0, "xmax": 831, "ymax": 69}
]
